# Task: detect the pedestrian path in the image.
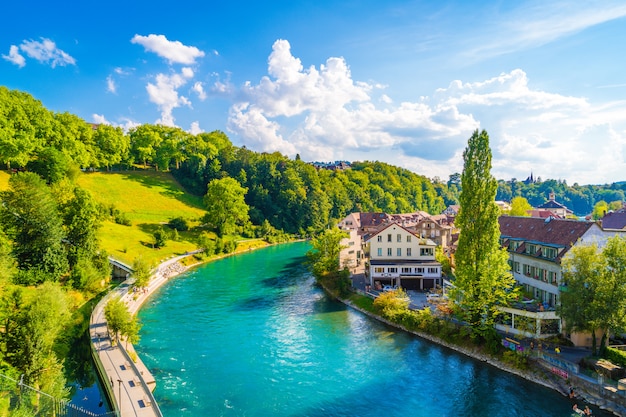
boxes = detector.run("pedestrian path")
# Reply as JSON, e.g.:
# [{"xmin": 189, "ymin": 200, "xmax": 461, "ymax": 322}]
[
  {"xmin": 90, "ymin": 283, "xmax": 162, "ymax": 417},
  {"xmin": 89, "ymin": 254, "xmax": 194, "ymax": 417}
]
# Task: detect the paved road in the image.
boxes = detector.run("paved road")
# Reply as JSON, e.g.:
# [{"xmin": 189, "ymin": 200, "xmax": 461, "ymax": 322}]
[{"xmin": 88, "ymin": 254, "xmax": 193, "ymax": 417}]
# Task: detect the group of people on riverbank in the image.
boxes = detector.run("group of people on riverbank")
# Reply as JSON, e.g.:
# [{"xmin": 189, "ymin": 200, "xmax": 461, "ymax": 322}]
[
  {"xmin": 573, "ymin": 403, "xmax": 592, "ymax": 415},
  {"xmin": 159, "ymin": 260, "xmax": 187, "ymax": 279}
]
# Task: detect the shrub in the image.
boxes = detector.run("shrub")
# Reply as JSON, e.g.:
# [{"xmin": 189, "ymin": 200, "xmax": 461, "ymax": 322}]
[
  {"xmin": 168, "ymin": 216, "xmax": 189, "ymax": 231},
  {"xmin": 605, "ymin": 347, "xmax": 626, "ymax": 367}
]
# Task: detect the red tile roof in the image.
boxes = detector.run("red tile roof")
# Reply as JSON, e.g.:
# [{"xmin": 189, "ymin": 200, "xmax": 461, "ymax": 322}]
[{"xmin": 498, "ymin": 216, "xmax": 595, "ymax": 261}]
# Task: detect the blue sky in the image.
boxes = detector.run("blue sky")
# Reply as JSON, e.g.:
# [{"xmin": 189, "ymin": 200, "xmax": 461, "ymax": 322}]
[{"xmin": 2, "ymin": 0, "xmax": 626, "ymax": 186}]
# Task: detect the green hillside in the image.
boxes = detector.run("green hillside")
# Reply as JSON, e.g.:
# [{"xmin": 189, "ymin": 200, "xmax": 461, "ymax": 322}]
[{"xmin": 76, "ymin": 170, "xmax": 208, "ymax": 267}]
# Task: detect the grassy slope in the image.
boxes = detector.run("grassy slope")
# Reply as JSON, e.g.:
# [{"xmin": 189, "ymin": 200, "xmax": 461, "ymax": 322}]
[{"xmin": 76, "ymin": 170, "xmax": 209, "ymax": 267}]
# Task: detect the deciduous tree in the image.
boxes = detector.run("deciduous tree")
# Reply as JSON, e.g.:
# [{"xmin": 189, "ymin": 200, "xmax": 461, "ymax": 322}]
[
  {"xmin": 508, "ymin": 196, "xmax": 532, "ymax": 216},
  {"xmin": 203, "ymin": 177, "xmax": 250, "ymax": 237},
  {"xmin": 449, "ymin": 129, "xmax": 518, "ymax": 342},
  {"xmin": 0, "ymin": 172, "xmax": 68, "ymax": 282}
]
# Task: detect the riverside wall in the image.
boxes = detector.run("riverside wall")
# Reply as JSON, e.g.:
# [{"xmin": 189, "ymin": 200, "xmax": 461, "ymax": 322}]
[{"xmin": 331, "ymin": 286, "xmax": 626, "ymax": 416}]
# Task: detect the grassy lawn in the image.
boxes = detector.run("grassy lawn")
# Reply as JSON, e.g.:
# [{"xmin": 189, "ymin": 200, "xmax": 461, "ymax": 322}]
[
  {"xmin": 0, "ymin": 169, "xmax": 269, "ymax": 269},
  {"xmin": 77, "ymin": 170, "xmax": 210, "ymax": 266}
]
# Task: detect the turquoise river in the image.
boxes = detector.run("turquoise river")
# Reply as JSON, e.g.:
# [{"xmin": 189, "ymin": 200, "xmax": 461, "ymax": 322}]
[{"xmin": 136, "ymin": 242, "xmax": 609, "ymax": 417}]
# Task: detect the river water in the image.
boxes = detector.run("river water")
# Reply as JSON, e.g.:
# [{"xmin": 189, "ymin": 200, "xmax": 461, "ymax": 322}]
[{"xmin": 136, "ymin": 242, "xmax": 608, "ymax": 417}]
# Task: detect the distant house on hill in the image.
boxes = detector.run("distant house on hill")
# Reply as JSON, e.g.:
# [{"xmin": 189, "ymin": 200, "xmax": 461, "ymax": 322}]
[
  {"xmin": 310, "ymin": 161, "xmax": 351, "ymax": 171},
  {"xmin": 535, "ymin": 191, "xmax": 573, "ymax": 218},
  {"xmin": 442, "ymin": 205, "xmax": 460, "ymax": 217},
  {"xmin": 495, "ymin": 200, "xmax": 511, "ymax": 212}
]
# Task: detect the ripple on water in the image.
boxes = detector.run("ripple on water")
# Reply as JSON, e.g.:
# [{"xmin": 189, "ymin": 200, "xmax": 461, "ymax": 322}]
[{"xmin": 137, "ymin": 243, "xmax": 614, "ymax": 417}]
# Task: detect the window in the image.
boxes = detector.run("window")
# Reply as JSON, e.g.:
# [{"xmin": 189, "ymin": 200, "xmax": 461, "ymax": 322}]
[
  {"xmin": 406, "ymin": 248, "xmax": 412, "ymax": 256},
  {"xmin": 377, "ymin": 235, "xmax": 382, "ymax": 242},
  {"xmin": 514, "ymin": 262, "xmax": 520, "ymax": 273},
  {"xmin": 397, "ymin": 234, "xmax": 402, "ymax": 242},
  {"xmin": 428, "ymin": 267, "xmax": 438, "ymax": 274},
  {"xmin": 544, "ymin": 247, "xmax": 557, "ymax": 259},
  {"xmin": 416, "ymin": 268, "xmax": 424, "ymax": 273},
  {"xmin": 387, "ymin": 234, "xmax": 392, "ymax": 242},
  {"xmin": 406, "ymin": 235, "xmax": 412, "ymax": 242},
  {"xmin": 387, "ymin": 248, "xmax": 392, "ymax": 256},
  {"xmin": 402, "ymin": 267, "xmax": 412, "ymax": 273},
  {"xmin": 420, "ymin": 248, "xmax": 433, "ymax": 256},
  {"xmin": 377, "ymin": 248, "xmax": 382, "ymax": 256},
  {"xmin": 374, "ymin": 267, "xmax": 384, "ymax": 273},
  {"xmin": 388, "ymin": 267, "xmax": 397, "ymax": 273},
  {"xmin": 397, "ymin": 248, "xmax": 402, "ymax": 256}
]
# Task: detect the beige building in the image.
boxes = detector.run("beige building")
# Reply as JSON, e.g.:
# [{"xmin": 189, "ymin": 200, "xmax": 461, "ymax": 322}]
[{"xmin": 365, "ymin": 222, "xmax": 441, "ymax": 291}]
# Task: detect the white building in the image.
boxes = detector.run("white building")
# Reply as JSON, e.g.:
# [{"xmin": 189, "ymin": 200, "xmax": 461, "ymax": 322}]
[{"xmin": 365, "ymin": 222, "xmax": 441, "ymax": 291}]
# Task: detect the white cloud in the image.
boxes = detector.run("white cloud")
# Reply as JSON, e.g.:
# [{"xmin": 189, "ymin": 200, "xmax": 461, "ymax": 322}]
[
  {"xmin": 106, "ymin": 75, "xmax": 116, "ymax": 93},
  {"xmin": 189, "ymin": 121, "xmax": 203, "ymax": 135},
  {"xmin": 92, "ymin": 114, "xmax": 110, "ymax": 125},
  {"xmin": 131, "ymin": 34, "xmax": 205, "ymax": 65},
  {"xmin": 17, "ymin": 38, "xmax": 76, "ymax": 67},
  {"xmin": 146, "ymin": 68, "xmax": 194, "ymax": 126},
  {"xmin": 92, "ymin": 114, "xmax": 140, "ymax": 132},
  {"xmin": 459, "ymin": 2, "xmax": 626, "ymax": 62},
  {"xmin": 2, "ymin": 45, "xmax": 25, "ymax": 67},
  {"xmin": 227, "ymin": 40, "xmax": 626, "ymax": 185},
  {"xmin": 228, "ymin": 39, "xmax": 476, "ymax": 159},
  {"xmin": 193, "ymin": 82, "xmax": 207, "ymax": 100}
]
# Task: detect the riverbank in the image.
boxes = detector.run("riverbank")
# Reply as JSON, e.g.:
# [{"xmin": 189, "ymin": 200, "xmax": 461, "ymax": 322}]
[
  {"xmin": 329, "ymin": 286, "xmax": 626, "ymax": 417},
  {"xmin": 91, "ymin": 240, "xmax": 280, "ymax": 415}
]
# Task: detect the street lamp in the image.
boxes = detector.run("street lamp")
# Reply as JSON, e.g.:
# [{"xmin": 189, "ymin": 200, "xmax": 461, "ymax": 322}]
[{"xmin": 117, "ymin": 379, "xmax": 123, "ymax": 415}]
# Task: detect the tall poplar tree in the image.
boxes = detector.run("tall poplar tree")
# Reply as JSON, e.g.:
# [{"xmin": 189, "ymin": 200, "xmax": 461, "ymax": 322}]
[{"xmin": 450, "ymin": 129, "xmax": 517, "ymax": 342}]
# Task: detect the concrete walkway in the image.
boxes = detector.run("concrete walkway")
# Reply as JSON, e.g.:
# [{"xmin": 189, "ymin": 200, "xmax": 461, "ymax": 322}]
[{"xmin": 90, "ymin": 254, "xmax": 195, "ymax": 416}]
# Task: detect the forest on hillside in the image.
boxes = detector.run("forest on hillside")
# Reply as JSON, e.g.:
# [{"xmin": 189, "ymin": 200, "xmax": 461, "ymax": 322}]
[
  {"xmin": 2, "ymin": 86, "xmax": 623, "ymax": 227},
  {"xmin": 0, "ymin": 85, "xmax": 625, "ymax": 409}
]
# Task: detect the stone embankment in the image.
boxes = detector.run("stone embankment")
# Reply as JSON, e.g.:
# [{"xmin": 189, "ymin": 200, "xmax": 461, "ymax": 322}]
[
  {"xmin": 91, "ymin": 254, "xmax": 196, "ymax": 416},
  {"xmin": 333, "ymin": 287, "xmax": 626, "ymax": 417}
]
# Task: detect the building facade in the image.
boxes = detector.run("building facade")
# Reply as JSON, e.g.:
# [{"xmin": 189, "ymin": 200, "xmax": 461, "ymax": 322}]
[{"xmin": 365, "ymin": 223, "xmax": 441, "ymax": 291}]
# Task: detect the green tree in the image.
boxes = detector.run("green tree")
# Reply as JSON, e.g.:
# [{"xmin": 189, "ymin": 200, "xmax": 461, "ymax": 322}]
[
  {"xmin": 129, "ymin": 124, "xmax": 163, "ymax": 168},
  {"xmin": 6, "ymin": 282, "xmax": 70, "ymax": 393},
  {"xmin": 92, "ymin": 124, "xmax": 130, "ymax": 170},
  {"xmin": 508, "ymin": 196, "xmax": 532, "ymax": 216},
  {"xmin": 561, "ymin": 237, "xmax": 626, "ymax": 355},
  {"xmin": 450, "ymin": 129, "xmax": 518, "ymax": 342},
  {"xmin": 306, "ymin": 228, "xmax": 350, "ymax": 295},
  {"xmin": 132, "ymin": 256, "xmax": 152, "ymax": 289},
  {"xmin": 592, "ymin": 200, "xmax": 608, "ymax": 220},
  {"xmin": 306, "ymin": 228, "xmax": 348, "ymax": 278},
  {"xmin": 153, "ymin": 228, "xmax": 167, "ymax": 249},
  {"xmin": 203, "ymin": 177, "xmax": 250, "ymax": 237},
  {"xmin": 104, "ymin": 297, "xmax": 140, "ymax": 345},
  {"xmin": 560, "ymin": 243, "xmax": 605, "ymax": 354},
  {"xmin": 0, "ymin": 172, "xmax": 68, "ymax": 282}
]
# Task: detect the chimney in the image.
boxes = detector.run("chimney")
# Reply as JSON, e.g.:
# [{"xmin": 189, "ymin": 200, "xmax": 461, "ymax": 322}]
[{"xmin": 549, "ymin": 191, "xmax": 555, "ymax": 201}]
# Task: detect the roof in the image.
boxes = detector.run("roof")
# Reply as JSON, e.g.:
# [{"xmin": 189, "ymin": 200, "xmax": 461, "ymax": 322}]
[
  {"xmin": 537, "ymin": 199, "xmax": 573, "ymax": 214},
  {"xmin": 364, "ymin": 221, "xmax": 419, "ymax": 242},
  {"xmin": 601, "ymin": 210, "xmax": 626, "ymax": 230},
  {"xmin": 498, "ymin": 216, "xmax": 595, "ymax": 261}
]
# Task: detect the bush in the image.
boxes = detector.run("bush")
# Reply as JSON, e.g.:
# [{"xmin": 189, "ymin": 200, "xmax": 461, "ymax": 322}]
[
  {"xmin": 168, "ymin": 217, "xmax": 189, "ymax": 231},
  {"xmin": 605, "ymin": 347, "xmax": 626, "ymax": 367},
  {"xmin": 373, "ymin": 289, "xmax": 411, "ymax": 320},
  {"xmin": 501, "ymin": 350, "xmax": 529, "ymax": 370}
]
